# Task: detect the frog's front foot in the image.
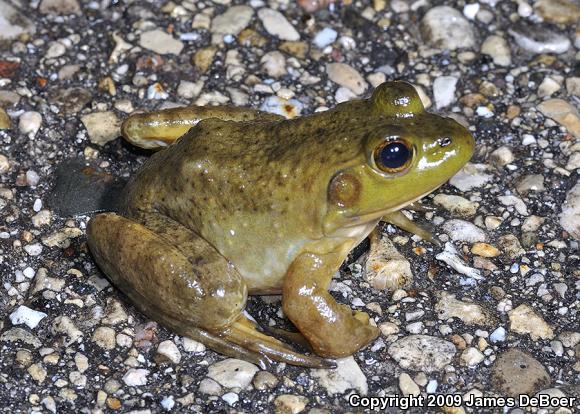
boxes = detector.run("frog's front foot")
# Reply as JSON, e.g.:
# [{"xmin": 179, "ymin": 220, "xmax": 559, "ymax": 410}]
[
  {"xmin": 87, "ymin": 212, "xmax": 334, "ymax": 369},
  {"xmin": 283, "ymin": 252, "xmax": 380, "ymax": 358}
]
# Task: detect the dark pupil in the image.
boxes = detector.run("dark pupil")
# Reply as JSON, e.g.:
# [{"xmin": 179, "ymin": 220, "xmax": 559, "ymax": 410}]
[{"xmin": 379, "ymin": 142, "xmax": 410, "ymax": 169}]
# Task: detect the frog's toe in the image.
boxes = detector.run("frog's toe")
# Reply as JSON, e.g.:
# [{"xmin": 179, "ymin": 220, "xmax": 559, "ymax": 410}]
[
  {"xmin": 224, "ymin": 315, "xmax": 336, "ymax": 369},
  {"xmin": 405, "ymin": 201, "xmax": 438, "ymax": 213},
  {"xmin": 381, "ymin": 210, "xmax": 441, "ymax": 246},
  {"xmin": 262, "ymin": 326, "xmax": 313, "ymax": 351}
]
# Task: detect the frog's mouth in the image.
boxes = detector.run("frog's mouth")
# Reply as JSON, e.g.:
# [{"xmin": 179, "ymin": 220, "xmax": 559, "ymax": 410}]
[{"xmin": 343, "ymin": 186, "xmax": 440, "ymax": 228}]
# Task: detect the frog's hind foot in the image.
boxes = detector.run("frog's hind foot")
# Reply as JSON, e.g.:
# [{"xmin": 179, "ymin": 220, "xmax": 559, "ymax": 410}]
[
  {"xmin": 262, "ymin": 325, "xmax": 313, "ymax": 352},
  {"xmin": 222, "ymin": 315, "xmax": 336, "ymax": 369}
]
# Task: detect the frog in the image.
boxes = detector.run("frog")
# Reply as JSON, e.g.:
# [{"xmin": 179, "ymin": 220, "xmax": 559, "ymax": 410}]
[{"xmin": 87, "ymin": 81, "xmax": 474, "ymax": 369}]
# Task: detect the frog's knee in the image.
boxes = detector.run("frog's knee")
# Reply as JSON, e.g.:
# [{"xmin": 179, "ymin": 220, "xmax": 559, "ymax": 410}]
[{"xmin": 87, "ymin": 213, "xmax": 247, "ymax": 331}]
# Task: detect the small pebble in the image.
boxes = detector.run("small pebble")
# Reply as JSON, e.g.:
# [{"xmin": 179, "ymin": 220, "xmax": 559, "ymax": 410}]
[
  {"xmin": 9, "ymin": 306, "xmax": 47, "ymax": 329},
  {"xmin": 222, "ymin": 392, "xmax": 239, "ymax": 406},
  {"xmin": 508, "ymin": 304, "xmax": 555, "ymax": 340},
  {"xmin": 139, "ymin": 29, "xmax": 184, "ymax": 55},
  {"xmin": 398, "ymin": 373, "xmax": 420, "ymax": 396},
  {"xmin": 326, "ymin": 63, "xmax": 368, "ymax": 95},
  {"xmin": 420, "ymin": 6, "xmax": 477, "ymax": 50},
  {"xmin": 433, "ymin": 76, "xmax": 458, "ymax": 109},
  {"xmin": 157, "ymin": 340, "xmax": 181, "ymax": 364},
  {"xmin": 258, "ymin": 8, "xmax": 300, "ymax": 41},
  {"xmin": 481, "ymin": 35, "xmax": 511, "ymax": 66},
  {"xmin": 508, "ymin": 22, "xmax": 571, "ymax": 54},
  {"xmin": 122, "ymin": 368, "xmax": 149, "ymax": 386},
  {"xmin": 313, "ymin": 27, "xmax": 337, "ymax": 49},
  {"xmin": 19, "ymin": 111, "xmax": 42, "ymax": 137},
  {"xmin": 207, "ymin": 359, "xmax": 259, "ymax": 390}
]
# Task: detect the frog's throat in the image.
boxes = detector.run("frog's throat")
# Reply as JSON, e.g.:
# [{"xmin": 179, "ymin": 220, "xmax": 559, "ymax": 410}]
[{"xmin": 323, "ymin": 186, "xmax": 438, "ymax": 236}]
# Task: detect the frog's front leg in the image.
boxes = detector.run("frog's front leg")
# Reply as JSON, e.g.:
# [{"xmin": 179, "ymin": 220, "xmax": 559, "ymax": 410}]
[
  {"xmin": 382, "ymin": 210, "xmax": 440, "ymax": 246},
  {"xmin": 121, "ymin": 106, "xmax": 283, "ymax": 149},
  {"xmin": 87, "ymin": 212, "xmax": 332, "ymax": 368},
  {"xmin": 282, "ymin": 251, "xmax": 380, "ymax": 358}
]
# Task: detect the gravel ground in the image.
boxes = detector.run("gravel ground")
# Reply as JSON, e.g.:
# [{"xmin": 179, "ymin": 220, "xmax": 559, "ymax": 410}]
[{"xmin": 1, "ymin": 0, "xmax": 579, "ymax": 413}]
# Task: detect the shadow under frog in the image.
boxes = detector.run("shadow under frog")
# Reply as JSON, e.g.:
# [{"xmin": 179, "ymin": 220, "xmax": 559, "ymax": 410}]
[{"xmin": 82, "ymin": 81, "xmax": 474, "ymax": 369}]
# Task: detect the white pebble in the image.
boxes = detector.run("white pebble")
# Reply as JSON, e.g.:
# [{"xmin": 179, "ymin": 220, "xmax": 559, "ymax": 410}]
[
  {"xmin": 24, "ymin": 243, "xmax": 43, "ymax": 256},
  {"xmin": 442, "ymin": 219, "xmax": 486, "ymax": 243},
  {"xmin": 476, "ymin": 106, "xmax": 494, "ymax": 118},
  {"xmin": 260, "ymin": 51, "xmax": 286, "ymax": 78},
  {"xmin": 335, "ymin": 86, "xmax": 358, "ymax": 103},
  {"xmin": 426, "ymin": 379, "xmax": 438, "ymax": 393},
  {"xmin": 157, "ymin": 340, "xmax": 182, "ymax": 364},
  {"xmin": 257, "ymin": 8, "xmax": 300, "ymax": 41},
  {"xmin": 23, "ymin": 267, "xmax": 35, "ymax": 279},
  {"xmin": 207, "ymin": 359, "xmax": 259, "ymax": 389},
  {"xmin": 460, "ymin": 347, "xmax": 485, "ymax": 366},
  {"xmin": 33, "ymin": 199, "xmax": 42, "ymax": 212},
  {"xmin": 313, "ymin": 27, "xmax": 338, "ymax": 49},
  {"xmin": 45, "ymin": 41, "xmax": 66, "ymax": 59},
  {"xmin": 433, "ymin": 76, "xmax": 458, "ymax": 109},
  {"xmin": 147, "ymin": 83, "xmax": 169, "ymax": 100},
  {"xmin": 123, "ymin": 368, "xmax": 149, "ymax": 386},
  {"xmin": 160, "ymin": 395, "xmax": 175, "ymax": 411},
  {"xmin": 19, "ymin": 111, "xmax": 42, "ymax": 137},
  {"xmin": 260, "ymin": 96, "xmax": 303, "ymax": 118},
  {"xmin": 139, "ymin": 29, "xmax": 184, "ymax": 55},
  {"xmin": 436, "ymin": 242, "xmax": 484, "ymax": 280},
  {"xmin": 26, "ymin": 170, "xmax": 40, "ymax": 186},
  {"xmin": 521, "ymin": 134, "xmax": 536, "ymax": 145},
  {"xmin": 490, "ymin": 327, "xmax": 506, "ymax": 342},
  {"xmin": 183, "ymin": 337, "xmax": 206, "ymax": 353},
  {"xmin": 463, "ymin": 3, "xmax": 480, "ymax": 20},
  {"xmin": 222, "ymin": 392, "xmax": 239, "ymax": 406},
  {"xmin": 517, "ymin": 1, "xmax": 533, "ymax": 18},
  {"xmin": 9, "ymin": 305, "xmax": 47, "ymax": 329}
]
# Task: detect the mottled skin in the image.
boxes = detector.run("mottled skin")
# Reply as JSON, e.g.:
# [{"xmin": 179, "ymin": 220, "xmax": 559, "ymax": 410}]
[{"xmin": 87, "ymin": 82, "xmax": 475, "ymax": 368}]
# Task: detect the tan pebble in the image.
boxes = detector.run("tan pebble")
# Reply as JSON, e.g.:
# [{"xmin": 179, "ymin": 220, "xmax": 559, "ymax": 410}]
[
  {"xmin": 253, "ymin": 371, "xmax": 279, "ymax": 390},
  {"xmin": 27, "ymin": 363, "xmax": 47, "ymax": 383},
  {"xmin": 450, "ymin": 334, "xmax": 467, "ymax": 350},
  {"xmin": 193, "ymin": 46, "xmax": 217, "ymax": 73},
  {"xmin": 484, "ymin": 216, "xmax": 503, "ymax": 230},
  {"xmin": 98, "ymin": 77, "xmax": 116, "ymax": 96},
  {"xmin": 379, "ymin": 321, "xmax": 400, "ymax": 336},
  {"xmin": 279, "ymin": 41, "xmax": 309, "ymax": 59},
  {"xmin": 0, "ymin": 107, "xmax": 10, "ymax": 129},
  {"xmin": 106, "ymin": 397, "xmax": 121, "ymax": 410},
  {"xmin": 238, "ymin": 28, "xmax": 267, "ymax": 47},
  {"xmin": 506, "ymin": 105, "xmax": 521, "ymax": 119},
  {"xmin": 274, "ymin": 394, "xmax": 308, "ymax": 414},
  {"xmin": 16, "ymin": 349, "xmax": 32, "ymax": 366},
  {"xmin": 471, "ymin": 242, "xmax": 500, "ymax": 257}
]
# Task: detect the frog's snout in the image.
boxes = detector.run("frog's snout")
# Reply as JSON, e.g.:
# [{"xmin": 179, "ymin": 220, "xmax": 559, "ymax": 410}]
[{"xmin": 453, "ymin": 125, "xmax": 476, "ymax": 164}]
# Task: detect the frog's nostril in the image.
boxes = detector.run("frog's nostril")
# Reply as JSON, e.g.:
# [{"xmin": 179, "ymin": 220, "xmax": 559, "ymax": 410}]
[{"xmin": 438, "ymin": 137, "xmax": 452, "ymax": 147}]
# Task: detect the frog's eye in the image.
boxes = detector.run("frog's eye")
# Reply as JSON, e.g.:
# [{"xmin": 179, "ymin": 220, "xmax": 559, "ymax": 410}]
[{"xmin": 373, "ymin": 140, "xmax": 413, "ymax": 173}]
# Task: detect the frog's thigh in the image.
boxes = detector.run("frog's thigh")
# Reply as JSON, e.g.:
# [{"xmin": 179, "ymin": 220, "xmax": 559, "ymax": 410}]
[
  {"xmin": 88, "ymin": 213, "xmax": 332, "ymax": 368},
  {"xmin": 87, "ymin": 213, "xmax": 246, "ymax": 333},
  {"xmin": 282, "ymin": 252, "xmax": 379, "ymax": 358},
  {"xmin": 122, "ymin": 106, "xmax": 283, "ymax": 149}
]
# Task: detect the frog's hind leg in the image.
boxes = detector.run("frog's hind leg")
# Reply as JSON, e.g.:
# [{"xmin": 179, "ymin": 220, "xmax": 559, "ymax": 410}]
[
  {"xmin": 382, "ymin": 210, "xmax": 441, "ymax": 246},
  {"xmin": 121, "ymin": 106, "xmax": 284, "ymax": 149},
  {"xmin": 87, "ymin": 212, "xmax": 333, "ymax": 369}
]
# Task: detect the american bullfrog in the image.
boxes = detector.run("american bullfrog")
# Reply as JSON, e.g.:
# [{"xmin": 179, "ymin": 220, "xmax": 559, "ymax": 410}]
[{"xmin": 87, "ymin": 81, "xmax": 474, "ymax": 368}]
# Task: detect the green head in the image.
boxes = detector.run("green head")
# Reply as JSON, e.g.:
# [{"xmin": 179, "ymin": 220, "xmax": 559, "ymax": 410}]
[{"xmin": 323, "ymin": 81, "xmax": 475, "ymax": 234}]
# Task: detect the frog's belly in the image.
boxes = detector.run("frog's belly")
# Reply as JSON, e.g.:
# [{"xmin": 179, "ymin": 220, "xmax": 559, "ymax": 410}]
[
  {"xmin": 219, "ymin": 240, "xmax": 306, "ymax": 294},
  {"xmin": 212, "ymin": 222, "xmax": 378, "ymax": 295}
]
